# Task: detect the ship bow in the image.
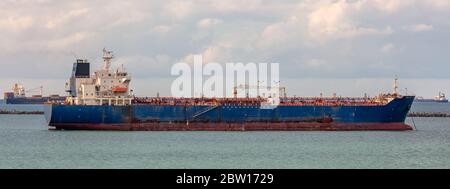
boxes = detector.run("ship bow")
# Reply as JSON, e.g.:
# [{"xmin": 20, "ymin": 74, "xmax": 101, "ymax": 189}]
[{"xmin": 44, "ymin": 104, "xmax": 54, "ymax": 126}]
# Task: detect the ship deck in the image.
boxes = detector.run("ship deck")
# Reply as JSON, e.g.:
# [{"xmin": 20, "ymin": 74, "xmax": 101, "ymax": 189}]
[{"xmin": 132, "ymin": 97, "xmax": 388, "ymax": 106}]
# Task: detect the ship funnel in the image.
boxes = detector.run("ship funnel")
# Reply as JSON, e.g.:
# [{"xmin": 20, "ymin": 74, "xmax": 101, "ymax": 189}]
[{"xmin": 69, "ymin": 59, "xmax": 90, "ymax": 97}]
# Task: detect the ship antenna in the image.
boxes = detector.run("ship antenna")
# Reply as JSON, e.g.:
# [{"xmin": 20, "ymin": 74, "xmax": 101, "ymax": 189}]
[{"xmin": 103, "ymin": 48, "xmax": 114, "ymax": 71}]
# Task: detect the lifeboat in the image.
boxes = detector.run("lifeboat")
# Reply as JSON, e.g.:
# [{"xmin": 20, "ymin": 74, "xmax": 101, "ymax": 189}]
[{"xmin": 112, "ymin": 86, "xmax": 128, "ymax": 93}]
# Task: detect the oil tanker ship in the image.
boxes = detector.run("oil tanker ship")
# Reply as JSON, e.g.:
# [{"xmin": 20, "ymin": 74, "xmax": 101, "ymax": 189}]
[
  {"xmin": 44, "ymin": 49, "xmax": 415, "ymax": 131},
  {"xmin": 4, "ymin": 84, "xmax": 66, "ymax": 104}
]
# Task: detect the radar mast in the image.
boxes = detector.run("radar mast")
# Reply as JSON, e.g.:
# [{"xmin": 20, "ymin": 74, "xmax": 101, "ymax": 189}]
[
  {"xmin": 103, "ymin": 48, "xmax": 114, "ymax": 71},
  {"xmin": 393, "ymin": 75, "xmax": 399, "ymax": 95}
]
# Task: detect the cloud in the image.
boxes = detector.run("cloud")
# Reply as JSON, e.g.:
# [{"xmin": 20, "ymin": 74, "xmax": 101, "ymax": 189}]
[
  {"xmin": 0, "ymin": 16, "xmax": 34, "ymax": 32},
  {"xmin": 1, "ymin": 0, "xmax": 450, "ymax": 94},
  {"xmin": 305, "ymin": 59, "xmax": 327, "ymax": 68},
  {"xmin": 115, "ymin": 54, "xmax": 173, "ymax": 78},
  {"xmin": 307, "ymin": 1, "xmax": 394, "ymax": 42},
  {"xmin": 151, "ymin": 25, "xmax": 172, "ymax": 34},
  {"xmin": 45, "ymin": 8, "xmax": 89, "ymax": 29},
  {"xmin": 197, "ymin": 18, "xmax": 222, "ymax": 29},
  {"xmin": 427, "ymin": 0, "xmax": 450, "ymax": 9},
  {"xmin": 372, "ymin": 0, "xmax": 412, "ymax": 13},
  {"xmin": 47, "ymin": 32, "xmax": 94, "ymax": 50},
  {"xmin": 381, "ymin": 43, "xmax": 395, "ymax": 53},
  {"xmin": 405, "ymin": 24, "xmax": 434, "ymax": 32},
  {"xmin": 164, "ymin": 1, "xmax": 195, "ymax": 19}
]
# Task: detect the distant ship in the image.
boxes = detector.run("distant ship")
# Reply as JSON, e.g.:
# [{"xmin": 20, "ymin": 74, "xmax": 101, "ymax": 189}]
[
  {"xmin": 3, "ymin": 84, "xmax": 66, "ymax": 104},
  {"xmin": 415, "ymin": 92, "xmax": 448, "ymax": 103},
  {"xmin": 44, "ymin": 49, "xmax": 415, "ymax": 131}
]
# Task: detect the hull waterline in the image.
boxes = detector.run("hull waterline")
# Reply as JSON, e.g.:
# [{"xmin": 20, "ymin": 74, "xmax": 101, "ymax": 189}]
[{"xmin": 50, "ymin": 122, "xmax": 413, "ymax": 131}]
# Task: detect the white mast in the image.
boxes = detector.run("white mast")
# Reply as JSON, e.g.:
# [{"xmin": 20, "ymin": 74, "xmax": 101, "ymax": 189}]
[
  {"xmin": 393, "ymin": 75, "xmax": 399, "ymax": 95},
  {"xmin": 103, "ymin": 48, "xmax": 114, "ymax": 71}
]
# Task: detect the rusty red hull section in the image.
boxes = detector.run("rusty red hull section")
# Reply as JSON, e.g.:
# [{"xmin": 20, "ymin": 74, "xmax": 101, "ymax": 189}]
[{"xmin": 51, "ymin": 122, "xmax": 413, "ymax": 131}]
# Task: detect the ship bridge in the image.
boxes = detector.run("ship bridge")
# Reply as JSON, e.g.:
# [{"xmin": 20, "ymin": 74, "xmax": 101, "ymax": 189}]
[{"xmin": 66, "ymin": 49, "xmax": 133, "ymax": 106}]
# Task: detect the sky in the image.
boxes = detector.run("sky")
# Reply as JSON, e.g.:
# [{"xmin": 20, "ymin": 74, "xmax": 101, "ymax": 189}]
[{"xmin": 1, "ymin": 0, "xmax": 450, "ymax": 98}]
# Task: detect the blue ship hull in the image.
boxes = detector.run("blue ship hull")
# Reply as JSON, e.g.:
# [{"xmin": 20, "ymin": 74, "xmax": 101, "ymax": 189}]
[
  {"xmin": 5, "ymin": 97, "xmax": 66, "ymax": 104},
  {"xmin": 45, "ymin": 96, "xmax": 415, "ymax": 131}
]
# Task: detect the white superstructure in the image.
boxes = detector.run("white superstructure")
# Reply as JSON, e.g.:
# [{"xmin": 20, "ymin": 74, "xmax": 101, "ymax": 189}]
[
  {"xmin": 435, "ymin": 92, "xmax": 447, "ymax": 101},
  {"xmin": 12, "ymin": 83, "xmax": 26, "ymax": 97},
  {"xmin": 66, "ymin": 49, "xmax": 133, "ymax": 105}
]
